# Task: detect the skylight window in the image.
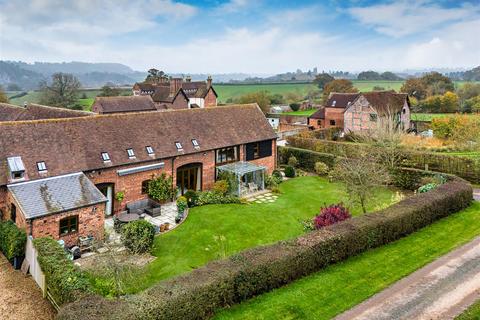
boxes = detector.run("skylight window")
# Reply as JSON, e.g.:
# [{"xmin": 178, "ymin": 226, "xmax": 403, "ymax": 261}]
[
  {"xmin": 7, "ymin": 156, "xmax": 25, "ymax": 181},
  {"xmin": 37, "ymin": 161, "xmax": 47, "ymax": 172},
  {"xmin": 175, "ymin": 142, "xmax": 183, "ymax": 151},
  {"xmin": 127, "ymin": 148, "xmax": 135, "ymax": 158},
  {"xmin": 332, "ymin": 100, "xmax": 336, "ymax": 107},
  {"xmin": 101, "ymin": 152, "xmax": 111, "ymax": 162},
  {"xmin": 192, "ymin": 139, "xmax": 199, "ymax": 148},
  {"xmin": 146, "ymin": 146, "xmax": 154, "ymax": 155}
]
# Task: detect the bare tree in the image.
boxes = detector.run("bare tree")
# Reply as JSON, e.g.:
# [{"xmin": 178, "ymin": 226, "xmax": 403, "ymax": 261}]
[
  {"xmin": 39, "ymin": 73, "xmax": 81, "ymax": 108},
  {"xmin": 331, "ymin": 153, "xmax": 390, "ymax": 214}
]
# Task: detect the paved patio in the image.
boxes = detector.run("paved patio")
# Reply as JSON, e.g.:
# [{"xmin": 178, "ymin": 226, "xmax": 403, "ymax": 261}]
[{"xmin": 247, "ymin": 191, "xmax": 279, "ymax": 204}]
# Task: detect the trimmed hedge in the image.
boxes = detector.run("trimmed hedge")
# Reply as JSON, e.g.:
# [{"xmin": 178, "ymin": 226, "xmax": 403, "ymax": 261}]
[
  {"xmin": 278, "ymin": 146, "xmax": 336, "ymax": 171},
  {"xmin": 287, "ymin": 136, "xmax": 480, "ymax": 183},
  {"xmin": 0, "ymin": 220, "xmax": 26, "ymax": 260},
  {"xmin": 33, "ymin": 237, "xmax": 91, "ymax": 305},
  {"xmin": 58, "ymin": 174, "xmax": 472, "ymax": 320}
]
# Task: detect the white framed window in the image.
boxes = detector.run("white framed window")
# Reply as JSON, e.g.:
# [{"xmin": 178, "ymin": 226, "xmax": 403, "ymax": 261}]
[
  {"xmin": 175, "ymin": 142, "xmax": 183, "ymax": 150},
  {"xmin": 37, "ymin": 161, "xmax": 47, "ymax": 172},
  {"xmin": 191, "ymin": 139, "xmax": 199, "ymax": 147},
  {"xmin": 127, "ymin": 148, "xmax": 135, "ymax": 158},
  {"xmin": 146, "ymin": 146, "xmax": 154, "ymax": 155},
  {"xmin": 101, "ymin": 152, "xmax": 111, "ymax": 162}
]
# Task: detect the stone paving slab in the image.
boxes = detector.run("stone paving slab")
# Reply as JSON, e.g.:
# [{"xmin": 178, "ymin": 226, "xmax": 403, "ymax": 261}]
[{"xmin": 335, "ymin": 236, "xmax": 480, "ymax": 320}]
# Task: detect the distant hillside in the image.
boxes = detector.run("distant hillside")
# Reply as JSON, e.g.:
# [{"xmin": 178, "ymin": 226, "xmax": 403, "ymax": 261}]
[
  {"xmin": 9, "ymin": 61, "xmax": 135, "ymax": 75},
  {"xmin": 0, "ymin": 61, "xmax": 46, "ymax": 90}
]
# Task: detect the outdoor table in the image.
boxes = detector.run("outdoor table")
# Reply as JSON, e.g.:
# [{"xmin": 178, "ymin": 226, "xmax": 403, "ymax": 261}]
[{"xmin": 117, "ymin": 212, "xmax": 140, "ymax": 223}]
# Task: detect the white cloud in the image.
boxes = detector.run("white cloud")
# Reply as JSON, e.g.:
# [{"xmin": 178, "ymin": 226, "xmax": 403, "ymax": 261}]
[
  {"xmin": 214, "ymin": 0, "xmax": 253, "ymax": 14},
  {"xmin": 348, "ymin": 0, "xmax": 478, "ymax": 37}
]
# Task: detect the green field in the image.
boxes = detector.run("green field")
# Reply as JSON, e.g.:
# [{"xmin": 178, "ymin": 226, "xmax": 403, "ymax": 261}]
[
  {"xmin": 214, "ymin": 202, "xmax": 480, "ymax": 320},
  {"xmin": 281, "ymin": 109, "xmax": 318, "ymax": 116}
]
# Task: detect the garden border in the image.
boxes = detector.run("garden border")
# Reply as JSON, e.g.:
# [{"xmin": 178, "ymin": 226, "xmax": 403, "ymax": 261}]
[{"xmin": 57, "ymin": 169, "xmax": 472, "ymax": 320}]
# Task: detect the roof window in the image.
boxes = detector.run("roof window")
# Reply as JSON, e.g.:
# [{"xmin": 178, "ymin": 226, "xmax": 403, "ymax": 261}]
[
  {"xmin": 101, "ymin": 152, "xmax": 111, "ymax": 162},
  {"xmin": 175, "ymin": 142, "xmax": 183, "ymax": 151},
  {"xmin": 37, "ymin": 161, "xmax": 47, "ymax": 172},
  {"xmin": 146, "ymin": 146, "xmax": 154, "ymax": 155},
  {"xmin": 7, "ymin": 156, "xmax": 25, "ymax": 181},
  {"xmin": 127, "ymin": 148, "xmax": 135, "ymax": 159},
  {"xmin": 192, "ymin": 139, "xmax": 199, "ymax": 148},
  {"xmin": 332, "ymin": 100, "xmax": 336, "ymax": 107}
]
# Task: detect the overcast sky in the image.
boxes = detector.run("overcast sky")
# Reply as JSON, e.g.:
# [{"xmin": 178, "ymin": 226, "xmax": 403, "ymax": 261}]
[{"xmin": 0, "ymin": 0, "xmax": 479, "ymax": 73}]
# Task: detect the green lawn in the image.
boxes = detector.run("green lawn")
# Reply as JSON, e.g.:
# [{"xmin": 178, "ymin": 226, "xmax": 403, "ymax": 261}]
[
  {"xmin": 216, "ymin": 83, "xmax": 317, "ymax": 103},
  {"xmin": 438, "ymin": 151, "xmax": 480, "ymax": 159},
  {"xmin": 89, "ymin": 176, "xmax": 396, "ymax": 295},
  {"xmin": 281, "ymin": 109, "xmax": 317, "ymax": 116},
  {"xmin": 456, "ymin": 299, "xmax": 480, "ymax": 319},
  {"xmin": 214, "ymin": 202, "xmax": 480, "ymax": 320},
  {"xmin": 78, "ymin": 98, "xmax": 94, "ymax": 110}
]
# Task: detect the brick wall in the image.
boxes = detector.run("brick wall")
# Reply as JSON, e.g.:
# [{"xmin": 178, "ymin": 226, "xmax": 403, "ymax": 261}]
[
  {"xmin": 204, "ymin": 89, "xmax": 217, "ymax": 107},
  {"xmin": 171, "ymin": 94, "xmax": 189, "ymax": 110},
  {"xmin": 173, "ymin": 150, "xmax": 216, "ymax": 190},
  {"xmin": 324, "ymin": 108, "xmax": 345, "ymax": 129},
  {"xmin": 344, "ymin": 96, "xmax": 377, "ymax": 132},
  {"xmin": 308, "ymin": 118, "xmax": 324, "ymax": 129}
]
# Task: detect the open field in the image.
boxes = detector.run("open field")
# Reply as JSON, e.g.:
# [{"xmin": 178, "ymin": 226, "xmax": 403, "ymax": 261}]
[
  {"xmin": 214, "ymin": 202, "xmax": 480, "ymax": 320},
  {"xmin": 281, "ymin": 109, "xmax": 318, "ymax": 116},
  {"xmin": 88, "ymin": 176, "xmax": 397, "ymax": 296}
]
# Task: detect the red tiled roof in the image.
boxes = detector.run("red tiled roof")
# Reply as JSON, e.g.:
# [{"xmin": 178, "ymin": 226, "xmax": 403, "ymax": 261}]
[
  {"xmin": 325, "ymin": 93, "xmax": 360, "ymax": 109},
  {"xmin": 0, "ymin": 103, "xmax": 93, "ymax": 122},
  {"xmin": 0, "ymin": 104, "xmax": 276, "ymax": 186},
  {"xmin": 360, "ymin": 91, "xmax": 408, "ymax": 115},
  {"xmin": 92, "ymin": 96, "xmax": 156, "ymax": 114},
  {"xmin": 308, "ymin": 107, "xmax": 325, "ymax": 119}
]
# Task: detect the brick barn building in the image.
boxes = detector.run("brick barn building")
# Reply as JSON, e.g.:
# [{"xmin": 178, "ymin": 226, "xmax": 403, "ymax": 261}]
[
  {"xmin": 0, "ymin": 104, "xmax": 276, "ymax": 247},
  {"xmin": 307, "ymin": 93, "xmax": 359, "ymax": 129}
]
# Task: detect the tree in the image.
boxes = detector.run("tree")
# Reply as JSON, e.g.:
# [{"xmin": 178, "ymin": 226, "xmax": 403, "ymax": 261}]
[
  {"xmin": 99, "ymin": 85, "xmax": 121, "ymax": 97},
  {"xmin": 313, "ymin": 73, "xmax": 334, "ymax": 90},
  {"xmin": 237, "ymin": 91, "xmax": 272, "ymax": 113},
  {"xmin": 420, "ymin": 92, "xmax": 459, "ymax": 113},
  {"xmin": 381, "ymin": 71, "xmax": 403, "ymax": 81},
  {"xmin": 322, "ymin": 79, "xmax": 358, "ymax": 102},
  {"xmin": 466, "ymin": 96, "xmax": 480, "ymax": 113},
  {"xmin": 0, "ymin": 86, "xmax": 8, "ymax": 103},
  {"xmin": 400, "ymin": 78, "xmax": 428, "ymax": 100},
  {"xmin": 457, "ymin": 82, "xmax": 480, "ymax": 112},
  {"xmin": 422, "ymin": 72, "xmax": 454, "ymax": 96},
  {"xmin": 357, "ymin": 71, "xmax": 381, "ymax": 80},
  {"xmin": 330, "ymin": 153, "xmax": 389, "ymax": 213},
  {"xmin": 39, "ymin": 73, "xmax": 81, "ymax": 108},
  {"xmin": 145, "ymin": 68, "xmax": 168, "ymax": 84}
]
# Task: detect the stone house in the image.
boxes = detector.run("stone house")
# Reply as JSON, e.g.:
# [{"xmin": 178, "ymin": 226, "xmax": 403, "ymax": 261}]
[
  {"xmin": 133, "ymin": 76, "xmax": 217, "ymax": 110},
  {"xmin": 0, "ymin": 104, "xmax": 276, "ymax": 247},
  {"xmin": 344, "ymin": 91, "xmax": 411, "ymax": 132}
]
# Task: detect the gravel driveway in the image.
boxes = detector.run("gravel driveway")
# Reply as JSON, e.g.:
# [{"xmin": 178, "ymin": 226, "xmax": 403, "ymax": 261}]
[
  {"xmin": 335, "ymin": 235, "xmax": 480, "ymax": 320},
  {"xmin": 0, "ymin": 254, "xmax": 54, "ymax": 320}
]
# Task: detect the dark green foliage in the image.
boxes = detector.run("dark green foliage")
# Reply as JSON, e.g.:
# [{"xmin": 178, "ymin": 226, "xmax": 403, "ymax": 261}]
[
  {"xmin": 196, "ymin": 191, "xmax": 243, "ymax": 206},
  {"xmin": 391, "ymin": 168, "xmax": 425, "ymax": 190},
  {"xmin": 33, "ymin": 237, "xmax": 91, "ymax": 305},
  {"xmin": 184, "ymin": 190, "xmax": 199, "ymax": 207},
  {"xmin": 0, "ymin": 221, "xmax": 26, "ymax": 260},
  {"xmin": 57, "ymin": 176, "xmax": 472, "ymax": 320},
  {"xmin": 278, "ymin": 146, "xmax": 336, "ymax": 171},
  {"xmin": 289, "ymin": 103, "xmax": 300, "ymax": 111},
  {"xmin": 147, "ymin": 173, "xmax": 176, "ymax": 203},
  {"xmin": 121, "ymin": 220, "xmax": 156, "ymax": 254},
  {"xmin": 287, "ymin": 136, "xmax": 480, "ymax": 183},
  {"xmin": 284, "ymin": 165, "xmax": 296, "ymax": 178}
]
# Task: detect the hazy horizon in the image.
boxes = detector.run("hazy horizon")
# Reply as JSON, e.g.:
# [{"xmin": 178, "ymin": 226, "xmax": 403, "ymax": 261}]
[{"xmin": 1, "ymin": 0, "xmax": 479, "ymax": 74}]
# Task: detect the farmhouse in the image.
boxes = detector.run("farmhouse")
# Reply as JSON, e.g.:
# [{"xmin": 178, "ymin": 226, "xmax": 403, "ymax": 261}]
[
  {"xmin": 0, "ymin": 104, "xmax": 276, "ymax": 247},
  {"xmin": 344, "ymin": 91, "xmax": 411, "ymax": 132},
  {"xmin": 133, "ymin": 76, "xmax": 217, "ymax": 110},
  {"xmin": 308, "ymin": 91, "xmax": 411, "ymax": 132}
]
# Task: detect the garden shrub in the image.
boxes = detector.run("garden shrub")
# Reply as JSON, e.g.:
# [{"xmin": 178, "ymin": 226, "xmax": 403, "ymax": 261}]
[
  {"xmin": 147, "ymin": 173, "xmax": 176, "ymax": 203},
  {"xmin": 288, "ymin": 155, "xmax": 298, "ymax": 167},
  {"xmin": 184, "ymin": 190, "xmax": 199, "ymax": 207},
  {"xmin": 176, "ymin": 196, "xmax": 188, "ymax": 213},
  {"xmin": 121, "ymin": 220, "xmax": 156, "ymax": 254},
  {"xmin": 217, "ymin": 171, "xmax": 240, "ymax": 195},
  {"xmin": 212, "ymin": 180, "xmax": 229, "ymax": 195},
  {"xmin": 0, "ymin": 221, "xmax": 26, "ymax": 260},
  {"xmin": 284, "ymin": 165, "xmax": 296, "ymax": 178},
  {"xmin": 58, "ymin": 175, "xmax": 472, "ymax": 320},
  {"xmin": 314, "ymin": 161, "xmax": 329, "ymax": 176},
  {"xmin": 34, "ymin": 237, "xmax": 91, "ymax": 305},
  {"xmin": 391, "ymin": 168, "xmax": 425, "ymax": 190},
  {"xmin": 278, "ymin": 146, "xmax": 336, "ymax": 172},
  {"xmin": 313, "ymin": 204, "xmax": 351, "ymax": 229},
  {"xmin": 272, "ymin": 170, "xmax": 283, "ymax": 182},
  {"xmin": 196, "ymin": 191, "xmax": 243, "ymax": 206},
  {"xmin": 418, "ymin": 183, "xmax": 437, "ymax": 193}
]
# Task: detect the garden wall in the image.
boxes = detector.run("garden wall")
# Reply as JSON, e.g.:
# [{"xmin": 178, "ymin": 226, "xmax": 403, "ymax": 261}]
[
  {"xmin": 287, "ymin": 136, "xmax": 480, "ymax": 183},
  {"xmin": 57, "ymin": 173, "xmax": 472, "ymax": 320}
]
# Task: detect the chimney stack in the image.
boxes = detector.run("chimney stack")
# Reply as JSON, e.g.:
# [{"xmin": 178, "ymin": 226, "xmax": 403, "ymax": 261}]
[
  {"xmin": 186, "ymin": 76, "xmax": 191, "ymax": 82},
  {"xmin": 170, "ymin": 77, "xmax": 183, "ymax": 96},
  {"xmin": 23, "ymin": 102, "xmax": 28, "ymax": 108},
  {"xmin": 207, "ymin": 75, "xmax": 212, "ymax": 89}
]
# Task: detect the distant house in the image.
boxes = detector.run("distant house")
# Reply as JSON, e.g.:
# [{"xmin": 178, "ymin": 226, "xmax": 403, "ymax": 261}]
[
  {"xmin": 92, "ymin": 96, "xmax": 157, "ymax": 114},
  {"xmin": 265, "ymin": 114, "xmax": 280, "ymax": 130},
  {"xmin": 308, "ymin": 93, "xmax": 359, "ymax": 129},
  {"xmin": 133, "ymin": 76, "xmax": 217, "ymax": 109},
  {"xmin": 344, "ymin": 91, "xmax": 411, "ymax": 132}
]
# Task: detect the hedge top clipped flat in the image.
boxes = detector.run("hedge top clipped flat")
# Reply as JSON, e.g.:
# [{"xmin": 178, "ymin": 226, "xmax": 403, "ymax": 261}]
[{"xmin": 56, "ymin": 171, "xmax": 472, "ymax": 320}]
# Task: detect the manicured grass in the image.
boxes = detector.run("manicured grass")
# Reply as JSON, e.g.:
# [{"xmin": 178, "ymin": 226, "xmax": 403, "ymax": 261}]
[
  {"xmin": 78, "ymin": 98, "xmax": 94, "ymax": 110},
  {"xmin": 352, "ymin": 80, "xmax": 404, "ymax": 92},
  {"xmin": 214, "ymin": 202, "xmax": 480, "ymax": 320},
  {"xmin": 456, "ymin": 299, "xmax": 480, "ymax": 319},
  {"xmin": 281, "ymin": 109, "xmax": 317, "ymax": 116},
  {"xmin": 89, "ymin": 176, "xmax": 396, "ymax": 295},
  {"xmin": 216, "ymin": 83, "xmax": 317, "ymax": 103}
]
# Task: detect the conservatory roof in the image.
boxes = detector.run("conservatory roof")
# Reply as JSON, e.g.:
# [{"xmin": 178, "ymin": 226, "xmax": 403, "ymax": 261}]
[{"xmin": 217, "ymin": 161, "xmax": 266, "ymax": 176}]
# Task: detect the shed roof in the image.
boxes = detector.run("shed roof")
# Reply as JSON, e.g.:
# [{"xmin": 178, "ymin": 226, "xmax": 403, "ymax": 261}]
[
  {"xmin": 7, "ymin": 172, "xmax": 106, "ymax": 219},
  {"xmin": 309, "ymin": 107, "xmax": 326, "ymax": 119},
  {"xmin": 93, "ymin": 96, "xmax": 156, "ymax": 114},
  {"xmin": 217, "ymin": 161, "xmax": 266, "ymax": 176}
]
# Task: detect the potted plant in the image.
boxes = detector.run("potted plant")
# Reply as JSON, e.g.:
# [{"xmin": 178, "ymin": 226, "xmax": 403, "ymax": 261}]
[{"xmin": 146, "ymin": 173, "xmax": 176, "ymax": 204}]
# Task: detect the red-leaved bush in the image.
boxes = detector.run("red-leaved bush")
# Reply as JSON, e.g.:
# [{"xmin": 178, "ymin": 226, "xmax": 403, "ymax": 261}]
[{"xmin": 313, "ymin": 203, "xmax": 351, "ymax": 229}]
